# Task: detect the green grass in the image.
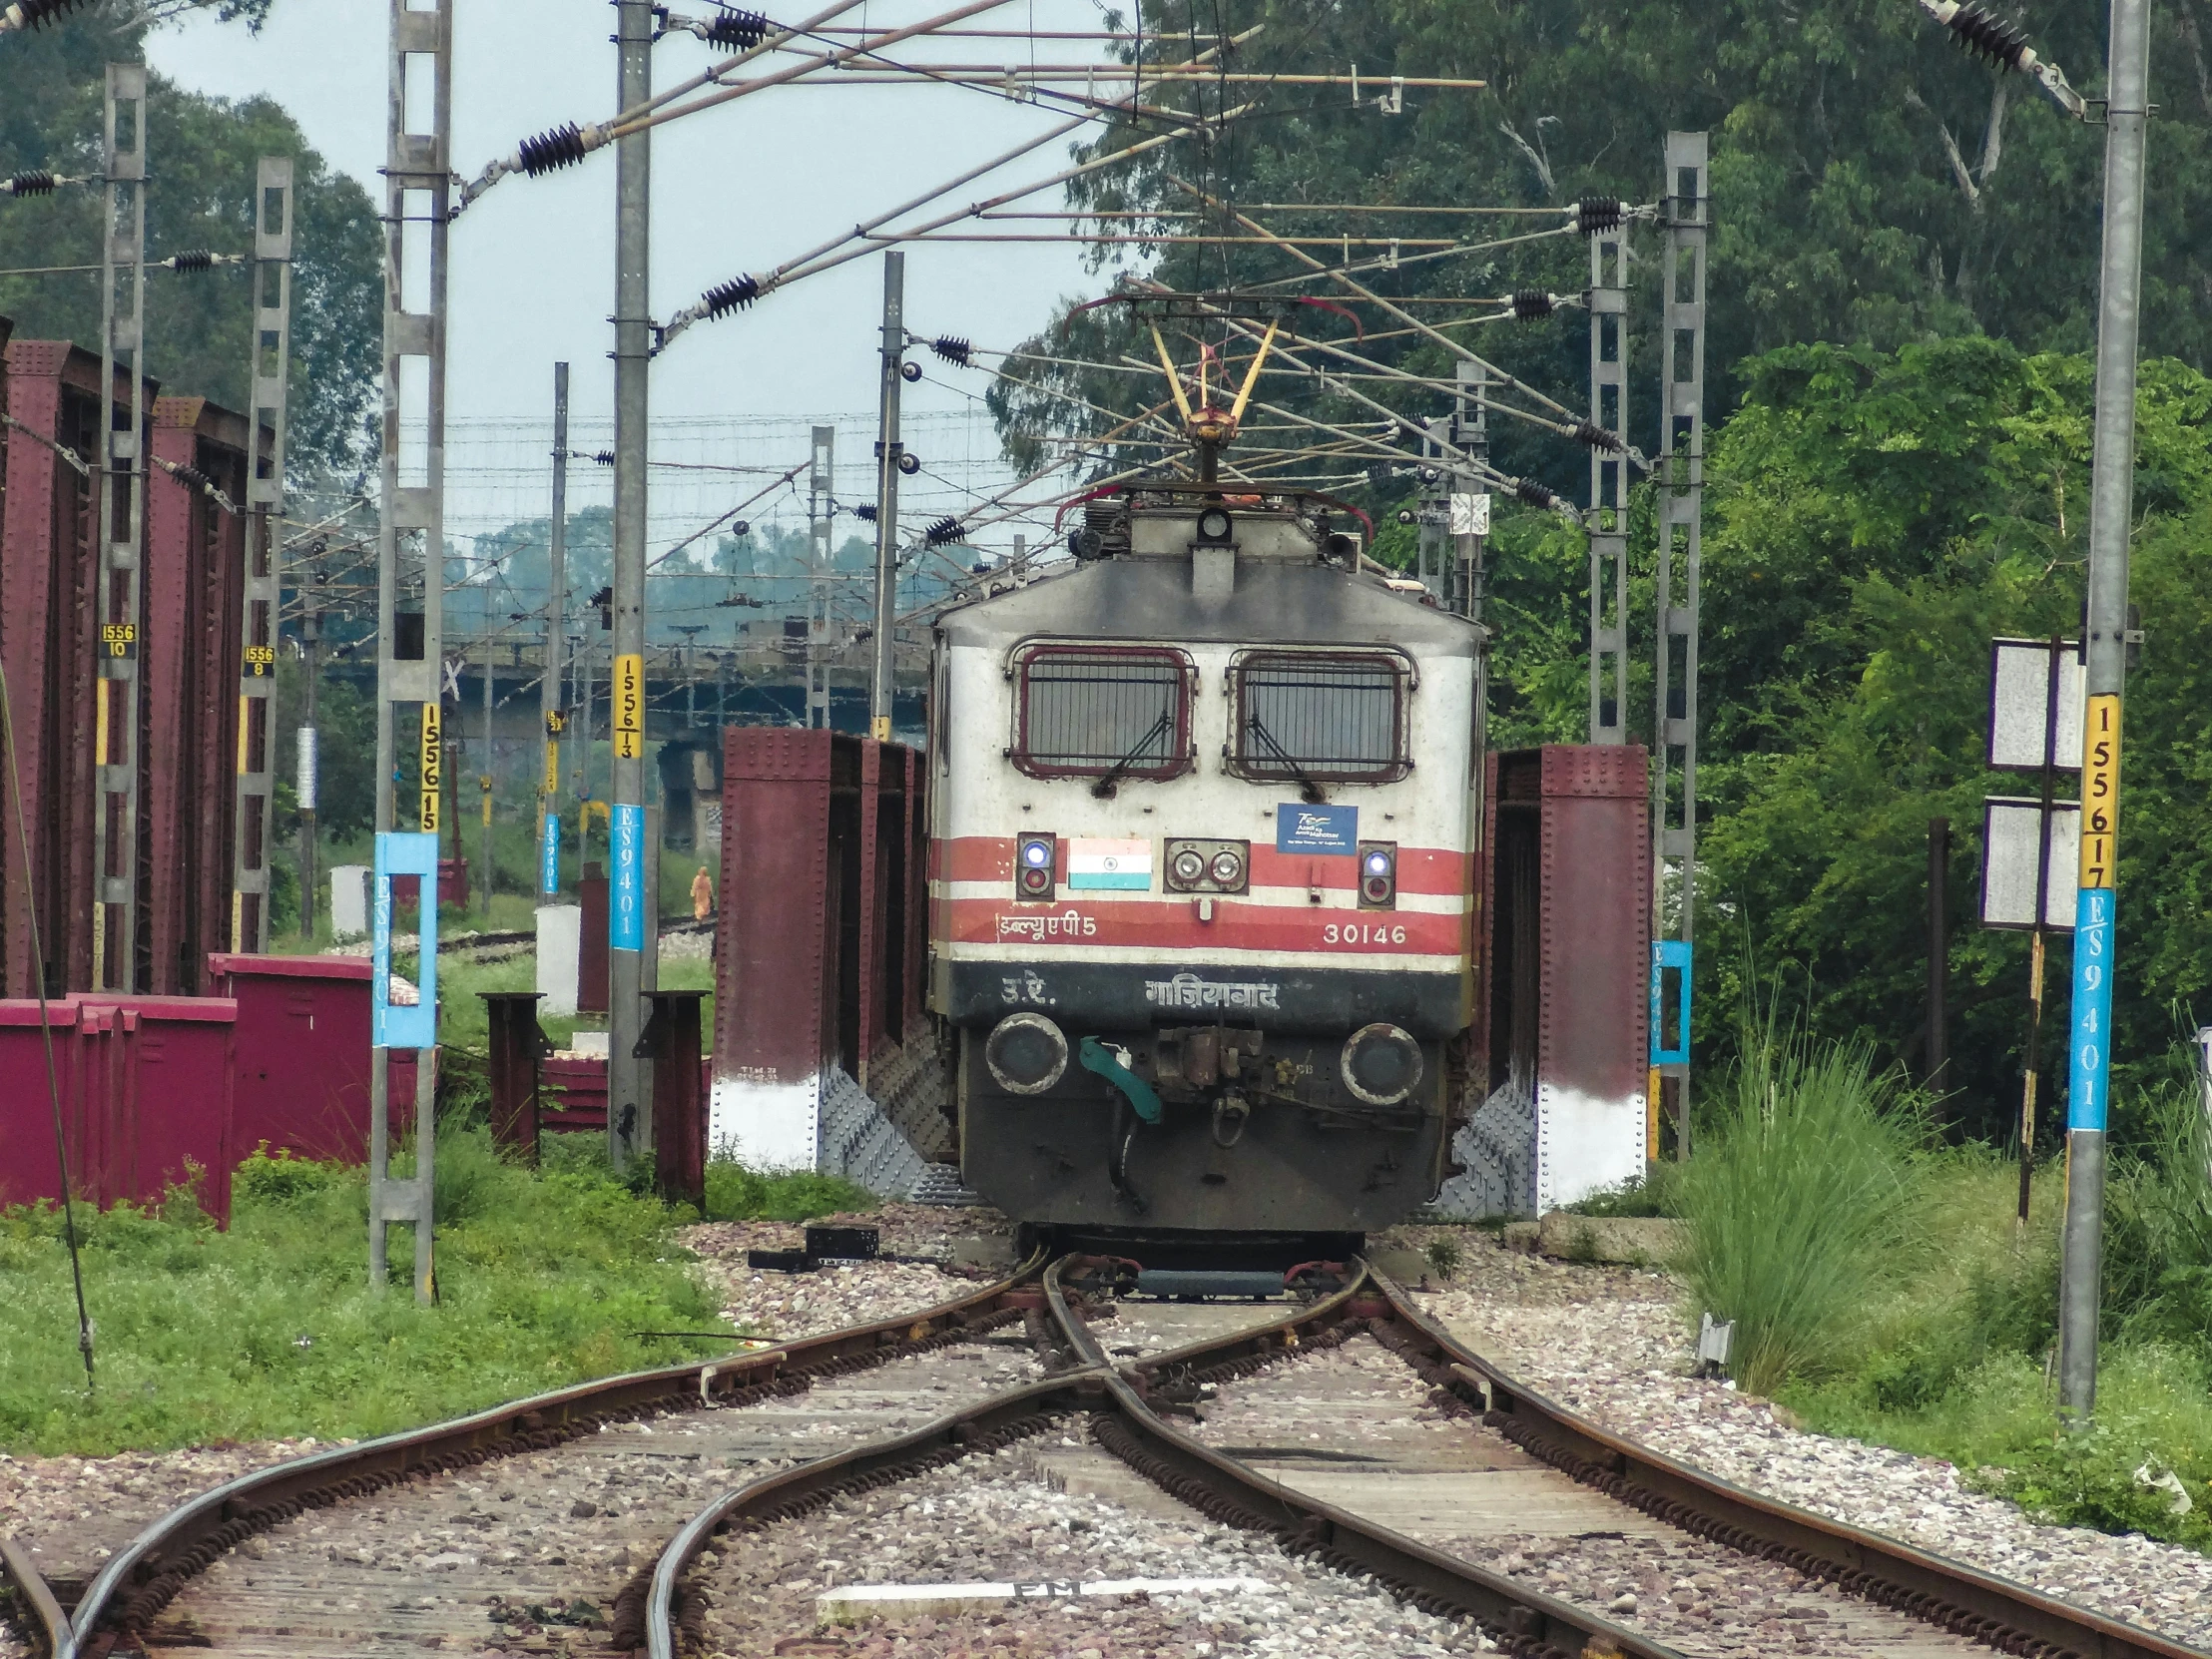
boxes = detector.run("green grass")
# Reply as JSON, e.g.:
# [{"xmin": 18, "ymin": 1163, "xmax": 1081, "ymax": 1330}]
[
  {"xmin": 1669, "ymin": 1036, "xmax": 2212, "ymax": 1553},
  {"xmin": 1672, "ymin": 1007, "xmax": 1930, "ymax": 1396},
  {"xmin": 0, "ymin": 1130, "xmax": 741, "ymax": 1457},
  {"xmin": 702, "ymin": 1163, "xmax": 875, "ymax": 1223}
]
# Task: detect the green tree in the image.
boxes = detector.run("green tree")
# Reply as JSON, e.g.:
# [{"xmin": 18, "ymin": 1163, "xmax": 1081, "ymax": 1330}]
[
  {"xmin": 0, "ymin": 6, "xmax": 379, "ymax": 472},
  {"xmin": 995, "ymin": 0, "xmax": 2212, "ymax": 503}
]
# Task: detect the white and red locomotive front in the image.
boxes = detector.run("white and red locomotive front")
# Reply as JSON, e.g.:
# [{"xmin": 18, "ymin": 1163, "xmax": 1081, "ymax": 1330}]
[{"xmin": 927, "ymin": 491, "xmax": 1480, "ymax": 1241}]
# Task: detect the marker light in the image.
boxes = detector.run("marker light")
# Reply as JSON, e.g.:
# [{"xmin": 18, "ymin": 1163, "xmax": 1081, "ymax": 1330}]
[
  {"xmin": 1195, "ymin": 505, "xmax": 1233, "ymax": 544},
  {"xmin": 1357, "ymin": 841, "xmax": 1397, "ymax": 909},
  {"xmin": 1015, "ymin": 833, "xmax": 1056, "ymax": 901}
]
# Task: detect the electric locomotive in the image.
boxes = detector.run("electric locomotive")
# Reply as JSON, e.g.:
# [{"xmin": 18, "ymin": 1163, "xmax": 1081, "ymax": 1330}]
[{"xmin": 926, "ymin": 337, "xmax": 1481, "ymax": 1250}]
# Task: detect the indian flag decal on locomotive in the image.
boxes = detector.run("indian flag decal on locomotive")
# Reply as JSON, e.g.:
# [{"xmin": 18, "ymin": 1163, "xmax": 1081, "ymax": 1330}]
[{"xmin": 1067, "ymin": 837, "xmax": 1152, "ymax": 889}]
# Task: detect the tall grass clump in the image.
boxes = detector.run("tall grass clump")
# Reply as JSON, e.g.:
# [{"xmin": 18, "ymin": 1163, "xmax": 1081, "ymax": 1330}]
[
  {"xmin": 702, "ymin": 1157, "xmax": 876, "ymax": 1223},
  {"xmin": 1675, "ymin": 1008, "xmax": 1927, "ymax": 1395}
]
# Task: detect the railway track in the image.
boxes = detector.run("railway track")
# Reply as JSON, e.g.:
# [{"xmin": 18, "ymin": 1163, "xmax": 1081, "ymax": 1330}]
[{"xmin": 7, "ymin": 1258, "xmax": 2209, "ymax": 1659}]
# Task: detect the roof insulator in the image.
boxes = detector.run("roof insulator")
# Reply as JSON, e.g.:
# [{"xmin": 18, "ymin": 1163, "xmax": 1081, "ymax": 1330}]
[
  {"xmin": 703, "ymin": 274, "xmax": 762, "ymax": 318},
  {"xmin": 1945, "ymin": 2, "xmax": 2031, "ymax": 68},
  {"xmin": 703, "ymin": 6, "xmax": 769, "ymax": 49},
  {"xmin": 1510, "ymin": 290, "xmax": 1553, "ymax": 321},
  {"xmin": 3, "ymin": 0, "xmax": 93, "ymax": 30},
  {"xmin": 929, "ymin": 334, "xmax": 974, "ymax": 366},
  {"xmin": 517, "ymin": 123, "xmax": 588, "ymax": 178},
  {"xmin": 1574, "ymin": 197, "xmax": 1623, "ymax": 236}
]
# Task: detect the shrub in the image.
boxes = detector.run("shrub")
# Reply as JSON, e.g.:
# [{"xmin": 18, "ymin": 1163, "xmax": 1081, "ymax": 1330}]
[{"xmin": 1674, "ymin": 1004, "xmax": 1927, "ymax": 1395}]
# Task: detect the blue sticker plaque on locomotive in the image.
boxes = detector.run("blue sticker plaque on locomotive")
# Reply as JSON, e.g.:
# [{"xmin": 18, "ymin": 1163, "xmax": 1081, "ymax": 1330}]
[{"xmin": 1277, "ymin": 804, "xmax": 1358, "ymax": 853}]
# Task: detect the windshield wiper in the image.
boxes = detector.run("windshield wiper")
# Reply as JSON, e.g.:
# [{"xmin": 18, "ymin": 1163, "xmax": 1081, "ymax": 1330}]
[
  {"xmin": 1247, "ymin": 714, "xmax": 1327, "ymax": 804},
  {"xmin": 1091, "ymin": 710, "xmax": 1173, "ymax": 799}
]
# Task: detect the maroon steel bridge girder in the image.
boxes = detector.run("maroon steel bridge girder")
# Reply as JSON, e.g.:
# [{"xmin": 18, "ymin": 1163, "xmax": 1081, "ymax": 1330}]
[
  {"xmin": 146, "ymin": 396, "xmax": 248, "ymax": 994},
  {"xmin": 577, "ymin": 864, "xmax": 609, "ymax": 1015},
  {"xmin": 644, "ymin": 987, "xmax": 707, "ymax": 1208},
  {"xmin": 0, "ymin": 339, "xmax": 116, "ymax": 997},
  {"xmin": 714, "ymin": 727, "xmax": 836, "ymax": 1110},
  {"xmin": 0, "ymin": 339, "xmax": 64, "ymax": 999},
  {"xmin": 902, "ymin": 745, "xmax": 927, "ymax": 1039},
  {"xmin": 1536, "ymin": 744, "xmax": 1652, "ymax": 1123},
  {"xmin": 480, "ymin": 988, "xmax": 547, "ymax": 1163}
]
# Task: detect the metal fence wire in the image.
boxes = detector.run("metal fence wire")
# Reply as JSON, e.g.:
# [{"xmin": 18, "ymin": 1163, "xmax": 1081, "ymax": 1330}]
[
  {"xmin": 1015, "ymin": 645, "xmax": 1191, "ymax": 778},
  {"xmin": 1233, "ymin": 650, "xmax": 1407, "ymax": 781}
]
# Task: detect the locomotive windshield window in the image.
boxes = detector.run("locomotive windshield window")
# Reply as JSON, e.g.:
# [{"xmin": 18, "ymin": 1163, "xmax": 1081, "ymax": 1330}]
[
  {"xmin": 1230, "ymin": 650, "xmax": 1410, "ymax": 784},
  {"xmin": 1012, "ymin": 643, "xmax": 1194, "ymax": 781}
]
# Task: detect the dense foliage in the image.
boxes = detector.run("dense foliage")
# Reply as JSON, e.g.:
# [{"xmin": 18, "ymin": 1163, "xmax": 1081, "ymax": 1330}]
[
  {"xmin": 995, "ymin": 6, "xmax": 2212, "ymax": 1140},
  {"xmin": 0, "ymin": 4, "xmax": 379, "ymax": 472}
]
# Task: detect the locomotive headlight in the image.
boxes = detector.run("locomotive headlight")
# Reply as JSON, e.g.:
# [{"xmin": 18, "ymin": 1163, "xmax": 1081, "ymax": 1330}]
[
  {"xmin": 1015, "ymin": 833, "xmax": 1056, "ymax": 901},
  {"xmin": 1165, "ymin": 837, "xmax": 1249, "ymax": 893},
  {"xmin": 986, "ymin": 1013, "xmax": 1069, "ymax": 1096},
  {"xmin": 1357, "ymin": 841, "xmax": 1397, "ymax": 908},
  {"xmin": 1341, "ymin": 1023, "xmax": 1423, "ymax": 1107},
  {"xmin": 1194, "ymin": 505, "xmax": 1233, "ymax": 544}
]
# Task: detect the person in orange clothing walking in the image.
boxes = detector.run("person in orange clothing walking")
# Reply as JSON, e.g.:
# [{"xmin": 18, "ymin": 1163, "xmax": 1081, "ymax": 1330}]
[{"xmin": 691, "ymin": 863, "xmax": 715, "ymax": 921}]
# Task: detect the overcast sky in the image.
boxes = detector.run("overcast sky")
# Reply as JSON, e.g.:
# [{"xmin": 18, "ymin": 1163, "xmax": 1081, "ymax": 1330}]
[{"xmin": 148, "ymin": 1, "xmax": 1126, "ymax": 556}]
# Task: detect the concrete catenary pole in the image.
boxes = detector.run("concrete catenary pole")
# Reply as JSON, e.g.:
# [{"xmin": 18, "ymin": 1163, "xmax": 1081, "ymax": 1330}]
[
  {"xmin": 2059, "ymin": 0, "xmax": 2154, "ymax": 1421},
  {"xmin": 236, "ymin": 156, "xmax": 293, "ymax": 953},
  {"xmin": 371, "ymin": 0, "xmax": 450, "ymax": 1303},
  {"xmin": 541, "ymin": 362, "xmax": 569, "ymax": 898},
  {"xmin": 608, "ymin": 0, "xmax": 656, "ymax": 1174},
  {"xmin": 94, "ymin": 64, "xmax": 147, "ymax": 991},
  {"xmin": 869, "ymin": 251, "xmax": 904, "ymax": 741}
]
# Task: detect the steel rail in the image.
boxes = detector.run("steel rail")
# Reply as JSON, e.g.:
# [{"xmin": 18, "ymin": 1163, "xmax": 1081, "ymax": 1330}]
[
  {"xmin": 640, "ymin": 1370, "xmax": 1106, "ymax": 1656},
  {"xmin": 1, "ymin": 1536, "xmax": 70, "ymax": 1659},
  {"xmin": 639, "ymin": 1262, "xmax": 1681, "ymax": 1659},
  {"xmin": 1040, "ymin": 1260, "xmax": 1685, "ymax": 1659},
  {"xmin": 1358, "ymin": 1264, "xmax": 2210, "ymax": 1659},
  {"xmin": 59, "ymin": 1257, "xmax": 1046, "ymax": 1658}
]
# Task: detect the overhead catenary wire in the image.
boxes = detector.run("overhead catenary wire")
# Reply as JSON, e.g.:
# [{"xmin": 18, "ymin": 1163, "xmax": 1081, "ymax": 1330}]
[
  {"xmin": 1172, "ymin": 176, "xmax": 1592, "ymax": 424},
  {"xmin": 655, "ymin": 33, "xmax": 1259, "ymax": 347},
  {"xmin": 457, "ymin": 0, "xmax": 1022, "ymax": 214}
]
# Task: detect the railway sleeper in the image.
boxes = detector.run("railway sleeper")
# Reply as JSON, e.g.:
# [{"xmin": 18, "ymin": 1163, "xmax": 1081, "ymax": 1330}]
[
  {"xmin": 646, "ymin": 1410, "xmax": 1066, "ymax": 1656},
  {"xmin": 99, "ymin": 1308, "xmax": 1025, "ymax": 1646},
  {"xmin": 1467, "ymin": 1387, "xmax": 2081, "ymax": 1659},
  {"xmin": 1087, "ymin": 1409, "xmax": 1584, "ymax": 1659}
]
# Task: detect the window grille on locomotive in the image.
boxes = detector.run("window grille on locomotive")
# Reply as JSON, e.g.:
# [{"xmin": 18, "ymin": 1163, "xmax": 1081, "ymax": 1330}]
[
  {"xmin": 1009, "ymin": 642, "xmax": 1196, "ymax": 781},
  {"xmin": 1227, "ymin": 649, "xmax": 1412, "ymax": 785}
]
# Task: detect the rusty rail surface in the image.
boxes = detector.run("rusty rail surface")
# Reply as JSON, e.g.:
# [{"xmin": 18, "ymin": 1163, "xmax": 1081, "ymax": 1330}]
[
  {"xmin": 1, "ymin": 1536, "xmax": 71, "ymax": 1659},
  {"xmin": 58, "ymin": 1257, "xmax": 1044, "ymax": 1659}
]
